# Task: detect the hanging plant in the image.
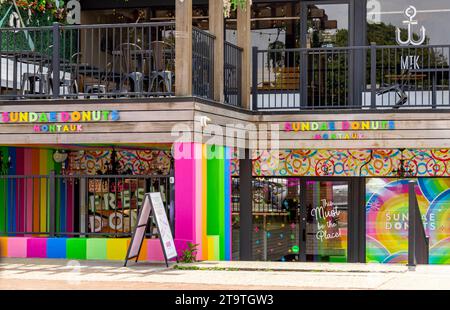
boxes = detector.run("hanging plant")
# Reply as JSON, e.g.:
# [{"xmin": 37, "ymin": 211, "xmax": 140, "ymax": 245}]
[
  {"xmin": 0, "ymin": 0, "xmax": 67, "ymax": 27},
  {"xmin": 223, "ymin": 0, "xmax": 252, "ymax": 18}
]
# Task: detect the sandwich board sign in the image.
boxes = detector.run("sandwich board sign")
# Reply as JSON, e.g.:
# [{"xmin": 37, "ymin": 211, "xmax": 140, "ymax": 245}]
[{"xmin": 124, "ymin": 192, "xmax": 177, "ymax": 267}]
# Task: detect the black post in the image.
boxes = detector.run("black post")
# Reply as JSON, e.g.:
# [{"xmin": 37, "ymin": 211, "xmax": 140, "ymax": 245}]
[
  {"xmin": 408, "ymin": 180, "xmax": 416, "ymax": 268},
  {"xmin": 348, "ymin": 177, "xmax": 366, "ymax": 263},
  {"xmin": 52, "ymin": 22, "xmax": 61, "ymax": 99},
  {"xmin": 370, "ymin": 43, "xmax": 377, "ymax": 109},
  {"xmin": 251, "ymin": 47, "xmax": 258, "ymax": 111},
  {"xmin": 49, "ymin": 170, "xmax": 56, "ymax": 237},
  {"xmin": 432, "ymin": 73, "xmax": 437, "ymax": 109},
  {"xmin": 13, "ymin": 55, "xmax": 18, "ymax": 98},
  {"xmin": 239, "ymin": 148, "xmax": 252, "ymax": 261},
  {"xmin": 300, "ymin": 49, "xmax": 308, "ymax": 109}
]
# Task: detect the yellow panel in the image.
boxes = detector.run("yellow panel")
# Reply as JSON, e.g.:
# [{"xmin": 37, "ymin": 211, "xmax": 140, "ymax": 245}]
[
  {"xmin": 106, "ymin": 238, "xmax": 130, "ymax": 261},
  {"xmin": 207, "ymin": 235, "xmax": 220, "ymax": 261}
]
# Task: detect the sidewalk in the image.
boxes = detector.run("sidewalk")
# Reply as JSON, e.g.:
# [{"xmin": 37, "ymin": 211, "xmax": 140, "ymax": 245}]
[{"xmin": 1, "ymin": 258, "xmax": 449, "ymax": 290}]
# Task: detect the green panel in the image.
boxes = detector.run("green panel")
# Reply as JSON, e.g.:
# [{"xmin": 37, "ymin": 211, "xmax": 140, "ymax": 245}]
[
  {"xmin": 66, "ymin": 238, "xmax": 87, "ymax": 260},
  {"xmin": 329, "ymin": 256, "xmax": 347, "ymax": 263},
  {"xmin": 206, "ymin": 145, "xmax": 225, "ymax": 260},
  {"xmin": 86, "ymin": 239, "xmax": 107, "ymax": 260}
]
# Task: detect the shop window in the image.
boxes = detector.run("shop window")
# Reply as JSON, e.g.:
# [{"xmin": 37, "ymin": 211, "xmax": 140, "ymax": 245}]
[
  {"xmin": 367, "ymin": 0, "xmax": 450, "ymax": 45},
  {"xmin": 366, "ymin": 178, "xmax": 450, "ymax": 264},
  {"xmin": 307, "ymin": 4, "xmax": 349, "ymax": 48},
  {"xmin": 225, "ymin": 2, "xmax": 301, "ymax": 49}
]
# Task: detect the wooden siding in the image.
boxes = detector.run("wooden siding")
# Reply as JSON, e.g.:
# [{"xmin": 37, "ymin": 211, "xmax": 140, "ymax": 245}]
[{"xmin": 0, "ymin": 99, "xmax": 449, "ymax": 149}]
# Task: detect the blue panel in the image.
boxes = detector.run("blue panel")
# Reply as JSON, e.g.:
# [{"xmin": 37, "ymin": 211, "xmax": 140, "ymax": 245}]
[
  {"xmin": 224, "ymin": 147, "xmax": 231, "ymax": 261},
  {"xmin": 46, "ymin": 238, "xmax": 67, "ymax": 258}
]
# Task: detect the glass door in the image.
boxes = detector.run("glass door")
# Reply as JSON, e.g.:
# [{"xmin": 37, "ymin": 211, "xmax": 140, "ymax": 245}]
[{"xmin": 300, "ymin": 179, "xmax": 349, "ymax": 262}]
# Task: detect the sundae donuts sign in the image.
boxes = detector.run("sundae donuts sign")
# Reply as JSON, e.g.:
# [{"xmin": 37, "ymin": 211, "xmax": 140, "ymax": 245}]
[
  {"xmin": 1, "ymin": 110, "xmax": 120, "ymax": 133},
  {"xmin": 284, "ymin": 120, "xmax": 396, "ymax": 140}
]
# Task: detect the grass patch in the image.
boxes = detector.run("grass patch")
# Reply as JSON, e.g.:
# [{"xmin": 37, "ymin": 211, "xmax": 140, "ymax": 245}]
[{"xmin": 173, "ymin": 265, "xmax": 240, "ymax": 271}]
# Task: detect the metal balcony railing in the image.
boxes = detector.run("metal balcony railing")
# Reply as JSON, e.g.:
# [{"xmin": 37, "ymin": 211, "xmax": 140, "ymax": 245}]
[
  {"xmin": 252, "ymin": 44, "xmax": 450, "ymax": 111},
  {"xmin": 192, "ymin": 27, "xmax": 215, "ymax": 101},
  {"xmin": 224, "ymin": 42, "xmax": 243, "ymax": 107},
  {"xmin": 0, "ymin": 22, "xmax": 178, "ymax": 99}
]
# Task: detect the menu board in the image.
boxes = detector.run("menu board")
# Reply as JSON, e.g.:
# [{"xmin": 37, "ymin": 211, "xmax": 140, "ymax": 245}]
[
  {"xmin": 149, "ymin": 192, "xmax": 177, "ymax": 260},
  {"xmin": 124, "ymin": 192, "xmax": 177, "ymax": 266}
]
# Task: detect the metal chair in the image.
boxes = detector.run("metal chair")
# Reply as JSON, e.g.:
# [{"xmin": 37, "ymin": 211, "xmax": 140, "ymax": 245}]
[
  {"xmin": 20, "ymin": 72, "xmax": 51, "ymax": 96},
  {"xmin": 377, "ymin": 70, "xmax": 410, "ymax": 108},
  {"xmin": 117, "ymin": 43, "xmax": 145, "ymax": 94},
  {"xmin": 148, "ymin": 41, "xmax": 174, "ymax": 94},
  {"xmin": 19, "ymin": 48, "xmax": 52, "ymax": 97},
  {"xmin": 47, "ymin": 51, "xmax": 80, "ymax": 98},
  {"xmin": 84, "ymin": 62, "xmax": 113, "ymax": 98}
]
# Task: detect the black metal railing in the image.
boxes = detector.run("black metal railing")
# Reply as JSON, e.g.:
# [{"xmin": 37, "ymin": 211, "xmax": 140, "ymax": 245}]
[
  {"xmin": 252, "ymin": 44, "xmax": 450, "ymax": 110},
  {"xmin": 192, "ymin": 27, "xmax": 215, "ymax": 100},
  {"xmin": 0, "ymin": 22, "xmax": 177, "ymax": 99},
  {"xmin": 224, "ymin": 42, "xmax": 242, "ymax": 107},
  {"xmin": 0, "ymin": 173, "xmax": 174, "ymax": 238}
]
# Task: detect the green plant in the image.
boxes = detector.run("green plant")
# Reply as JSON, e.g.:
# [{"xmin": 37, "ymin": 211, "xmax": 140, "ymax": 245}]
[{"xmin": 179, "ymin": 242, "xmax": 199, "ymax": 263}]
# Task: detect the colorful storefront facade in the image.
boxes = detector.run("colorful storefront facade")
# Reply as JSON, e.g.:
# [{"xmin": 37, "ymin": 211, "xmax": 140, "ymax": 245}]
[
  {"xmin": 0, "ymin": 102, "xmax": 450, "ymax": 265},
  {"xmin": 0, "ymin": 0, "xmax": 449, "ymax": 266},
  {"xmin": 230, "ymin": 149, "xmax": 450, "ymax": 264}
]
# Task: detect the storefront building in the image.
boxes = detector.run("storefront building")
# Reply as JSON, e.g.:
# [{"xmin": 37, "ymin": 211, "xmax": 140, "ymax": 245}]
[{"xmin": 0, "ymin": 0, "xmax": 449, "ymax": 265}]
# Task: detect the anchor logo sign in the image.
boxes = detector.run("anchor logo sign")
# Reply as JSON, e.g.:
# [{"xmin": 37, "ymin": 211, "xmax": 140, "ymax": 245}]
[{"xmin": 396, "ymin": 6, "xmax": 426, "ymax": 46}]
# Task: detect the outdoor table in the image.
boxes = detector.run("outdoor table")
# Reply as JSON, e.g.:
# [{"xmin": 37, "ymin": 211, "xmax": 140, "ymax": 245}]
[{"xmin": 410, "ymin": 67, "xmax": 450, "ymax": 108}]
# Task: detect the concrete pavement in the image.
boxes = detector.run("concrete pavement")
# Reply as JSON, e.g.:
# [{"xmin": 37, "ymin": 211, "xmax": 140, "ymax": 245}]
[{"xmin": 0, "ymin": 258, "xmax": 449, "ymax": 290}]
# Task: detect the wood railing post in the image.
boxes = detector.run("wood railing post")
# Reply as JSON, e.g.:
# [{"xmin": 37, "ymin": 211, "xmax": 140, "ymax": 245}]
[
  {"xmin": 237, "ymin": 1, "xmax": 252, "ymax": 109},
  {"xmin": 209, "ymin": 0, "xmax": 224, "ymax": 102},
  {"xmin": 175, "ymin": 0, "xmax": 193, "ymax": 96}
]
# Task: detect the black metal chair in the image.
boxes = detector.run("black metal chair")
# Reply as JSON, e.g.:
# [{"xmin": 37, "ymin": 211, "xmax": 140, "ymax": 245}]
[
  {"xmin": 117, "ymin": 42, "xmax": 145, "ymax": 94},
  {"xmin": 84, "ymin": 62, "xmax": 113, "ymax": 98},
  {"xmin": 148, "ymin": 41, "xmax": 174, "ymax": 94},
  {"xmin": 377, "ymin": 70, "xmax": 410, "ymax": 108}
]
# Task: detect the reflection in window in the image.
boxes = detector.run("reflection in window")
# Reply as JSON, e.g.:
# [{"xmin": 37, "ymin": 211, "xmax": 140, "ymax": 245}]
[
  {"xmin": 307, "ymin": 4, "xmax": 349, "ymax": 48},
  {"xmin": 367, "ymin": 0, "xmax": 450, "ymax": 45}
]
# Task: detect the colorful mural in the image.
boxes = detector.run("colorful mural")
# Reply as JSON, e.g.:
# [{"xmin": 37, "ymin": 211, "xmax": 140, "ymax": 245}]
[
  {"xmin": 67, "ymin": 149, "xmax": 172, "ymax": 175},
  {"xmin": 231, "ymin": 149, "xmax": 450, "ymax": 177},
  {"xmin": 0, "ymin": 147, "xmax": 174, "ymax": 236},
  {"xmin": 366, "ymin": 178, "xmax": 450, "ymax": 264},
  {"xmin": 0, "ymin": 147, "xmax": 70, "ymax": 235}
]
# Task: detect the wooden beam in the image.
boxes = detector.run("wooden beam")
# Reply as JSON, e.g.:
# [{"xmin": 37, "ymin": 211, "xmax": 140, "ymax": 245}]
[
  {"xmin": 175, "ymin": 0, "xmax": 193, "ymax": 96},
  {"xmin": 209, "ymin": 0, "xmax": 224, "ymax": 102},
  {"xmin": 237, "ymin": 1, "xmax": 252, "ymax": 110}
]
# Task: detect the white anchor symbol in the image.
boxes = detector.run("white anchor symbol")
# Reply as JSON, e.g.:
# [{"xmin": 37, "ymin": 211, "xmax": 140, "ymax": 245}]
[{"xmin": 396, "ymin": 6, "xmax": 426, "ymax": 46}]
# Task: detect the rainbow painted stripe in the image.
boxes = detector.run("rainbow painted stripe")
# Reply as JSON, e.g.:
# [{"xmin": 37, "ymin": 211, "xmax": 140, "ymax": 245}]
[
  {"xmin": 0, "ymin": 237, "xmax": 167, "ymax": 261},
  {"xmin": 174, "ymin": 143, "xmax": 232, "ymax": 261},
  {"xmin": 0, "ymin": 147, "xmax": 75, "ymax": 235}
]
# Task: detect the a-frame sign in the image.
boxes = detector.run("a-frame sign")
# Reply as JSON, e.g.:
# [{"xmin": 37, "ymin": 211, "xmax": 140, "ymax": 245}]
[{"xmin": 124, "ymin": 192, "xmax": 177, "ymax": 267}]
